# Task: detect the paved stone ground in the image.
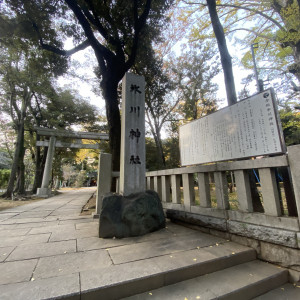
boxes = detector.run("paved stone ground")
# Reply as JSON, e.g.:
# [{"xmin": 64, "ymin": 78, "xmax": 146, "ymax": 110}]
[{"xmin": 0, "ymin": 187, "xmax": 268, "ymax": 300}]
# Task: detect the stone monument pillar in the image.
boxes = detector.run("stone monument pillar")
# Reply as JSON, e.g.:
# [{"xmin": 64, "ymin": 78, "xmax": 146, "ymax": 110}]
[
  {"xmin": 119, "ymin": 73, "xmax": 145, "ymax": 196},
  {"xmin": 37, "ymin": 136, "xmax": 56, "ymax": 197}
]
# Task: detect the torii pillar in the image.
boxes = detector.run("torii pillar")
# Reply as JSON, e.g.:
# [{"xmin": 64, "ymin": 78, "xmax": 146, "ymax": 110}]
[{"xmin": 36, "ymin": 136, "xmax": 56, "ymax": 198}]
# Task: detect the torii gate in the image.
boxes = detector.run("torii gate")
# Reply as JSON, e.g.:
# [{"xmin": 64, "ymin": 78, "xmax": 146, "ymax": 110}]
[{"xmin": 35, "ymin": 127, "xmax": 109, "ymax": 197}]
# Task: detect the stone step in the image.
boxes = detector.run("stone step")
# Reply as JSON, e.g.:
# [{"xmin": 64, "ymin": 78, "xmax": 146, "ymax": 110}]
[
  {"xmin": 253, "ymin": 283, "xmax": 300, "ymax": 299},
  {"xmin": 124, "ymin": 260, "xmax": 288, "ymax": 300},
  {"xmin": 80, "ymin": 242, "xmax": 257, "ymax": 300}
]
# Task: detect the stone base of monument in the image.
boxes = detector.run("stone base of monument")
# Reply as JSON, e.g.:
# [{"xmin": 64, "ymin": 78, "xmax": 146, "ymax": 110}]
[
  {"xmin": 99, "ymin": 190, "xmax": 165, "ymax": 238},
  {"xmin": 36, "ymin": 187, "xmax": 52, "ymax": 198}
]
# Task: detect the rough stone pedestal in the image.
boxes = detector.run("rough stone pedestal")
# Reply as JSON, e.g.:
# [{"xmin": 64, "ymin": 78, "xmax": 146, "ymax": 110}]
[{"xmin": 99, "ymin": 190, "xmax": 165, "ymax": 238}]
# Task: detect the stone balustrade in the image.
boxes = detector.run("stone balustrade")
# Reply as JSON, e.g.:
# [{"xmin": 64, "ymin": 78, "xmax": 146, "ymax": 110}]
[
  {"xmin": 98, "ymin": 144, "xmax": 300, "ymax": 276},
  {"xmin": 144, "ymin": 145, "xmax": 300, "ymax": 250},
  {"xmin": 99, "ymin": 145, "xmax": 300, "ymax": 249}
]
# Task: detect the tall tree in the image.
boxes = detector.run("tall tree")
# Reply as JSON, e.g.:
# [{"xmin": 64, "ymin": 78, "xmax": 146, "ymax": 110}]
[
  {"xmin": 28, "ymin": 89, "xmax": 98, "ymax": 193},
  {"xmin": 134, "ymin": 49, "xmax": 177, "ymax": 168},
  {"xmin": 0, "ymin": 19, "xmax": 67, "ymax": 197},
  {"xmin": 206, "ymin": 0, "xmax": 237, "ymax": 105},
  {"xmin": 0, "ymin": 14, "xmax": 98, "ymax": 197},
  {"xmin": 170, "ymin": 42, "xmax": 220, "ymax": 120},
  {"xmin": 179, "ymin": 0, "xmax": 300, "ymax": 94},
  {"xmin": 3, "ymin": 0, "xmax": 174, "ymax": 172}
]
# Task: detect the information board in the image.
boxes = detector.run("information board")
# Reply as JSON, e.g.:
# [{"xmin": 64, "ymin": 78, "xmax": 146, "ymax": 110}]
[{"xmin": 179, "ymin": 89, "xmax": 285, "ymax": 166}]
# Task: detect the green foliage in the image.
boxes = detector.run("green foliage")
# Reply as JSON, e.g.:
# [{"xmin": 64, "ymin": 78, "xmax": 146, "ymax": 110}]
[
  {"xmin": 178, "ymin": 0, "xmax": 300, "ymax": 97},
  {"xmin": 163, "ymin": 137, "xmax": 180, "ymax": 169},
  {"xmin": 0, "ymin": 169, "xmax": 10, "ymax": 189},
  {"xmin": 279, "ymin": 108, "xmax": 300, "ymax": 145},
  {"xmin": 146, "ymin": 138, "xmax": 161, "ymax": 171},
  {"xmin": 36, "ymin": 89, "xmax": 98, "ymax": 130},
  {"xmin": 145, "ymin": 137, "xmax": 180, "ymax": 171},
  {"xmin": 169, "ymin": 41, "xmax": 220, "ymax": 120}
]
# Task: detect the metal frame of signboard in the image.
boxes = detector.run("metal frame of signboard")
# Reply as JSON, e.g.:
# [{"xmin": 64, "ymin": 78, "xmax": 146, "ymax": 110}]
[{"xmin": 179, "ymin": 88, "xmax": 286, "ymax": 167}]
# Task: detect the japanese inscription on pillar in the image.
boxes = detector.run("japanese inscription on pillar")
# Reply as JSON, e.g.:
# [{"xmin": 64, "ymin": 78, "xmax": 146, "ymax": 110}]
[
  {"xmin": 179, "ymin": 88, "xmax": 286, "ymax": 166},
  {"xmin": 120, "ymin": 73, "xmax": 145, "ymax": 195}
]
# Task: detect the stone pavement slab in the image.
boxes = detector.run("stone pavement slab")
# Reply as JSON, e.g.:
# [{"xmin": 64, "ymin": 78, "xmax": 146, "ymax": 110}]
[
  {"xmin": 14, "ymin": 220, "xmax": 59, "ymax": 229},
  {"xmin": 0, "ymin": 273, "xmax": 80, "ymax": 300},
  {"xmin": 108, "ymin": 230, "xmax": 225, "ymax": 264},
  {"xmin": 10, "ymin": 211, "xmax": 51, "ymax": 219},
  {"xmin": 28, "ymin": 223, "xmax": 75, "ymax": 235},
  {"xmin": 0, "ymin": 228, "xmax": 30, "ymax": 237},
  {"xmin": 49, "ymin": 227, "xmax": 98, "ymax": 242},
  {"xmin": 0, "ymin": 246, "xmax": 15, "ymax": 262},
  {"xmin": 33, "ymin": 249, "xmax": 112, "ymax": 279},
  {"xmin": 0, "ymin": 259, "xmax": 37, "ymax": 285},
  {"xmin": 0, "ymin": 187, "xmax": 271, "ymax": 300},
  {"xmin": 6, "ymin": 239, "xmax": 77, "ymax": 261},
  {"xmin": 254, "ymin": 283, "xmax": 300, "ymax": 299},
  {"xmin": 0, "ymin": 213, "xmax": 19, "ymax": 221},
  {"xmin": 1, "ymin": 216, "xmax": 59, "ymax": 225},
  {"xmin": 0, "ymin": 233, "xmax": 50, "ymax": 247}
]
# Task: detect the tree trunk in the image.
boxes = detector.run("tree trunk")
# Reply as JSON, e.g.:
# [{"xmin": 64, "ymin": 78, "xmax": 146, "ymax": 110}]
[
  {"xmin": 2, "ymin": 123, "xmax": 24, "ymax": 198},
  {"xmin": 207, "ymin": 0, "xmax": 237, "ymax": 105},
  {"xmin": 207, "ymin": 0, "xmax": 263, "ymax": 211},
  {"xmin": 153, "ymin": 129, "xmax": 166, "ymax": 168},
  {"xmin": 15, "ymin": 125, "xmax": 26, "ymax": 195},
  {"xmin": 101, "ymin": 78, "xmax": 121, "ymax": 173}
]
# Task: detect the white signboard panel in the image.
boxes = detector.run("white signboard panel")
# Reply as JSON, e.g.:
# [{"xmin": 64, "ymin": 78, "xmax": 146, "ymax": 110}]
[{"xmin": 179, "ymin": 89, "xmax": 285, "ymax": 166}]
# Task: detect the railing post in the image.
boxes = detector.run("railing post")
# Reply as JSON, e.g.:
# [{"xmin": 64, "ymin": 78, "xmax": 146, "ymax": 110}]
[
  {"xmin": 259, "ymin": 168, "xmax": 281, "ymax": 216},
  {"xmin": 161, "ymin": 175, "xmax": 171, "ymax": 202},
  {"xmin": 115, "ymin": 177, "xmax": 119, "ymax": 194},
  {"xmin": 197, "ymin": 172, "xmax": 211, "ymax": 207},
  {"xmin": 171, "ymin": 174, "xmax": 181, "ymax": 204},
  {"xmin": 234, "ymin": 170, "xmax": 253, "ymax": 212},
  {"xmin": 182, "ymin": 173, "xmax": 195, "ymax": 211},
  {"xmin": 154, "ymin": 176, "xmax": 162, "ymax": 199},
  {"xmin": 287, "ymin": 145, "xmax": 300, "ymax": 222},
  {"xmin": 146, "ymin": 176, "xmax": 154, "ymax": 190},
  {"xmin": 95, "ymin": 153, "xmax": 112, "ymax": 218},
  {"xmin": 214, "ymin": 172, "xmax": 229, "ymax": 209}
]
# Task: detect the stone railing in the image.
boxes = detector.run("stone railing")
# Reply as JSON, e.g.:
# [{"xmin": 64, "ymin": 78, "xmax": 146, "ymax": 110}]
[
  {"xmin": 145, "ymin": 145, "xmax": 300, "ymax": 250},
  {"xmin": 97, "ymin": 145, "xmax": 300, "ymax": 277}
]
